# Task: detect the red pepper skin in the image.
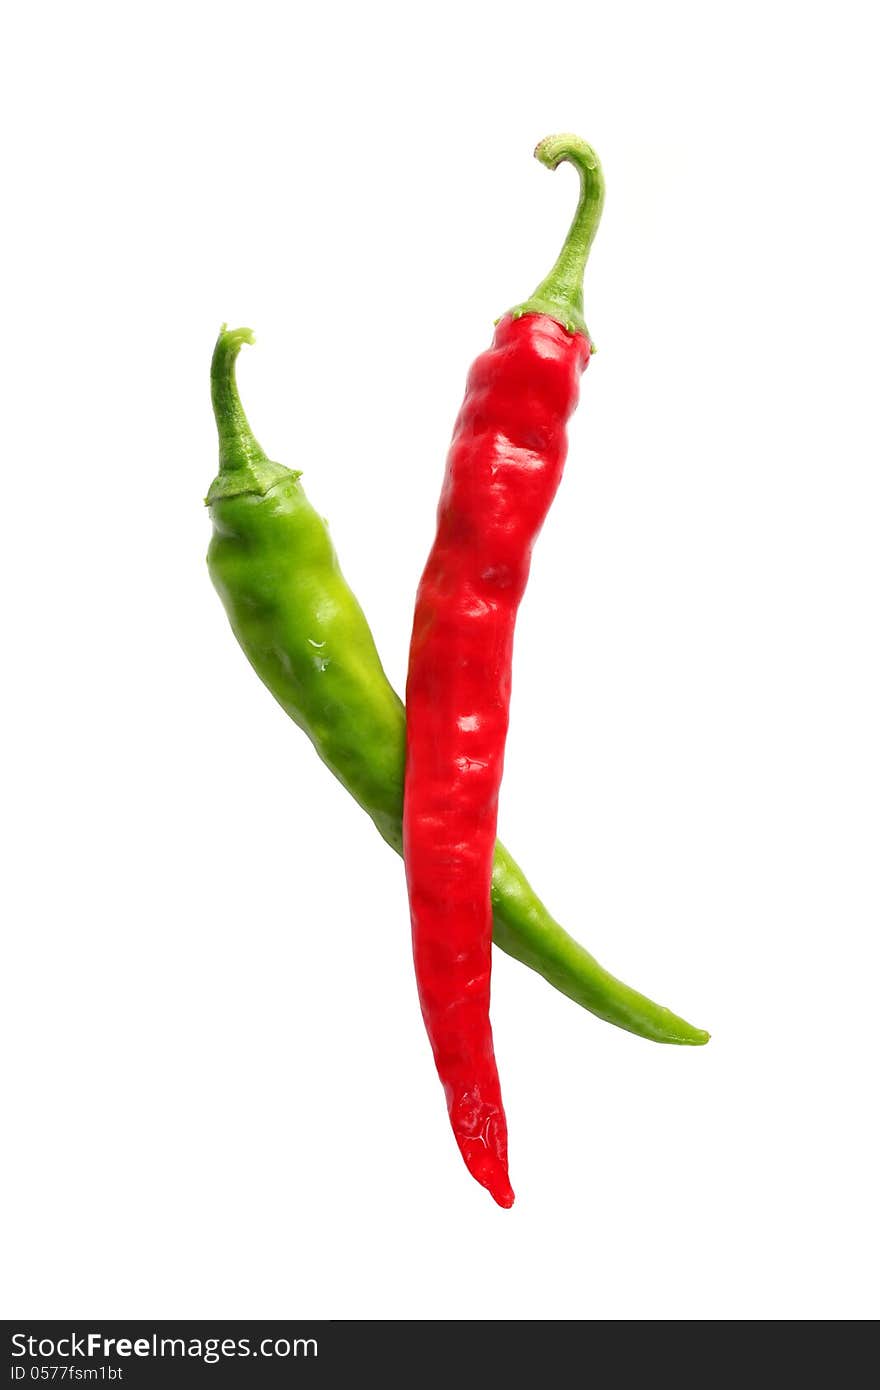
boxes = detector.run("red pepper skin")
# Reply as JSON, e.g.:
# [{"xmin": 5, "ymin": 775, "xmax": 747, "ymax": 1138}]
[{"xmin": 404, "ymin": 312, "xmax": 591, "ymax": 1207}]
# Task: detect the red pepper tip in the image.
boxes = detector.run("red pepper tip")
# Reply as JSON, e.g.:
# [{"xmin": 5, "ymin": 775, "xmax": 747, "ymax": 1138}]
[
  {"xmin": 487, "ymin": 1174, "xmax": 515, "ymax": 1209},
  {"xmin": 461, "ymin": 1143, "xmax": 515, "ymax": 1209}
]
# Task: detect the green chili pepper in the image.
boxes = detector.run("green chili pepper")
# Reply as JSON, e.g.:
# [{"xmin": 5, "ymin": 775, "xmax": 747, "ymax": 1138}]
[{"xmin": 206, "ymin": 327, "xmax": 709, "ymax": 1046}]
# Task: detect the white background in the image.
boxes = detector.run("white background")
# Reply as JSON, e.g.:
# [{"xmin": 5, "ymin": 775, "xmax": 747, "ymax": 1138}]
[{"xmin": 2, "ymin": 0, "xmax": 878, "ymax": 1321}]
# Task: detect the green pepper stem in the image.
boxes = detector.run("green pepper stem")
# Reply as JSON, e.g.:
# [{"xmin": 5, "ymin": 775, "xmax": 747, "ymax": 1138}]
[
  {"xmin": 211, "ymin": 325, "xmax": 267, "ymax": 471},
  {"xmin": 509, "ymin": 134, "xmax": 605, "ymax": 341},
  {"xmin": 207, "ymin": 326, "xmax": 293, "ymax": 503}
]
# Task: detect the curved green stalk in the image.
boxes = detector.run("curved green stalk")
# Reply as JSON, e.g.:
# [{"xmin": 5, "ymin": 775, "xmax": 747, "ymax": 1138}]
[
  {"xmin": 207, "ymin": 326, "xmax": 291, "ymax": 501},
  {"xmin": 510, "ymin": 133, "xmax": 605, "ymax": 342}
]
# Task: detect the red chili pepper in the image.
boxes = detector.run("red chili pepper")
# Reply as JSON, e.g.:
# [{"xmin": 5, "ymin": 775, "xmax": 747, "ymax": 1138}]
[{"xmin": 403, "ymin": 135, "xmax": 604, "ymax": 1207}]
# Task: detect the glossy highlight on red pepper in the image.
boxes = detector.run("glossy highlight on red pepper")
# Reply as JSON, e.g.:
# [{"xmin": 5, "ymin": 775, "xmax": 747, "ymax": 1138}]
[{"xmin": 404, "ymin": 135, "xmax": 604, "ymax": 1207}]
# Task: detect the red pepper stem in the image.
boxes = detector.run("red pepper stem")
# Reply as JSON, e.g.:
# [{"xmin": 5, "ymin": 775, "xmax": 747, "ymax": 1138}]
[{"xmin": 509, "ymin": 134, "xmax": 605, "ymax": 343}]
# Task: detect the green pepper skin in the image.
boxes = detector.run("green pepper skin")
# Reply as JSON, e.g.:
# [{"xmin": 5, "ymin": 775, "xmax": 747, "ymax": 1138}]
[
  {"xmin": 210, "ymin": 477, "xmax": 407, "ymax": 854},
  {"xmin": 207, "ymin": 328, "xmax": 709, "ymax": 1046}
]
